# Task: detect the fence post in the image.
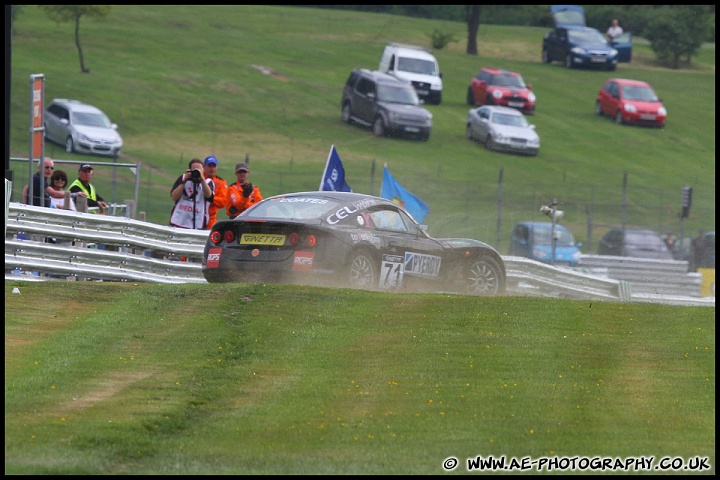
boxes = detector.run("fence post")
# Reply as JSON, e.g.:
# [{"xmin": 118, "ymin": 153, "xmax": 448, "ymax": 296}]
[{"xmin": 75, "ymin": 195, "xmax": 88, "ymax": 213}]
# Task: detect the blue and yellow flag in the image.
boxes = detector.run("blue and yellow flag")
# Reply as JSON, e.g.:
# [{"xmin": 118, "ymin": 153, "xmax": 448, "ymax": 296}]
[
  {"xmin": 319, "ymin": 145, "xmax": 352, "ymax": 192},
  {"xmin": 380, "ymin": 165, "xmax": 429, "ymax": 223}
]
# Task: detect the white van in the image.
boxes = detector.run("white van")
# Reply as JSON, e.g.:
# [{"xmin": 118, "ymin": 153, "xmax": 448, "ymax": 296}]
[{"xmin": 379, "ymin": 43, "xmax": 443, "ymax": 105}]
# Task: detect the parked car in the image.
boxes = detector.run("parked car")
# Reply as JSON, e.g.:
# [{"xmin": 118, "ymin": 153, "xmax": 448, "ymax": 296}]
[
  {"xmin": 202, "ymin": 191, "xmax": 506, "ymax": 296},
  {"xmin": 542, "ymin": 5, "xmax": 632, "ymax": 70},
  {"xmin": 44, "ymin": 98, "xmax": 123, "ymax": 157},
  {"xmin": 509, "ymin": 221, "xmax": 582, "ymax": 267},
  {"xmin": 341, "ymin": 69, "xmax": 432, "ymax": 140},
  {"xmin": 689, "ymin": 231, "xmax": 715, "ymax": 271},
  {"xmin": 597, "ymin": 228, "xmax": 673, "ymax": 260},
  {"xmin": 596, "ymin": 78, "xmax": 667, "ymax": 127},
  {"xmin": 379, "ymin": 43, "xmax": 443, "ymax": 105},
  {"xmin": 466, "ymin": 105, "xmax": 540, "ymax": 156},
  {"xmin": 466, "ymin": 67, "xmax": 536, "ymax": 115}
]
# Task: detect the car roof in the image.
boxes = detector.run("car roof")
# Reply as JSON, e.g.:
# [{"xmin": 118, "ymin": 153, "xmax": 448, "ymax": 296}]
[
  {"xmin": 387, "ymin": 45, "xmax": 436, "ymax": 61},
  {"xmin": 355, "ymin": 69, "xmax": 412, "ymax": 86},
  {"xmin": 482, "ymin": 105, "xmax": 523, "ymax": 115},
  {"xmin": 481, "ymin": 67, "xmax": 521, "ymax": 77},
  {"xmin": 48, "ymin": 98, "xmax": 103, "ymax": 113},
  {"xmin": 266, "ymin": 190, "xmax": 398, "ymax": 206},
  {"xmin": 607, "ymin": 78, "xmax": 652, "ymax": 87},
  {"xmin": 516, "ymin": 221, "xmax": 570, "ymax": 231}
]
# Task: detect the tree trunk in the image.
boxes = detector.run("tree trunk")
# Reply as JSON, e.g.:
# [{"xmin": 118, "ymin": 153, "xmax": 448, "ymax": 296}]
[
  {"xmin": 466, "ymin": 5, "xmax": 481, "ymax": 55},
  {"xmin": 74, "ymin": 14, "xmax": 90, "ymax": 73}
]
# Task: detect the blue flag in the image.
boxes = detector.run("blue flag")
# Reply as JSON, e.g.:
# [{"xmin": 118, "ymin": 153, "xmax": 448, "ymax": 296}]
[
  {"xmin": 319, "ymin": 145, "xmax": 352, "ymax": 192},
  {"xmin": 380, "ymin": 165, "xmax": 429, "ymax": 223}
]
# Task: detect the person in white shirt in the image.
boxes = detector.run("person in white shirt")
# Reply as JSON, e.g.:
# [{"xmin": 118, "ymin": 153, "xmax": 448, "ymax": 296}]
[{"xmin": 606, "ymin": 18, "xmax": 623, "ymax": 41}]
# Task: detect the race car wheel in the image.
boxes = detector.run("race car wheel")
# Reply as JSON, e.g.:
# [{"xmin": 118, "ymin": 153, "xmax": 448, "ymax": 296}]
[
  {"xmin": 453, "ymin": 257, "xmax": 505, "ymax": 296},
  {"xmin": 347, "ymin": 251, "xmax": 377, "ymax": 290}
]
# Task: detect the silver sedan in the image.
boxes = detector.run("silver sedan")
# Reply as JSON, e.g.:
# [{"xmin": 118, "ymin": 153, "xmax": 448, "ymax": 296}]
[{"xmin": 466, "ymin": 105, "xmax": 540, "ymax": 156}]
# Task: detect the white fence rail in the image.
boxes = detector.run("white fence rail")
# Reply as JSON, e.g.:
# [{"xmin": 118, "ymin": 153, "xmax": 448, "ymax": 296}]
[{"xmin": 4, "ymin": 202, "xmax": 713, "ymax": 306}]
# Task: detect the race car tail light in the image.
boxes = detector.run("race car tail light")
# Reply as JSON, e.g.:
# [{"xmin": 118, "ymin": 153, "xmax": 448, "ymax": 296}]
[
  {"xmin": 304, "ymin": 235, "xmax": 317, "ymax": 247},
  {"xmin": 288, "ymin": 232, "xmax": 299, "ymax": 246},
  {"xmin": 223, "ymin": 230, "xmax": 235, "ymax": 243},
  {"xmin": 210, "ymin": 231, "xmax": 222, "ymax": 244}
]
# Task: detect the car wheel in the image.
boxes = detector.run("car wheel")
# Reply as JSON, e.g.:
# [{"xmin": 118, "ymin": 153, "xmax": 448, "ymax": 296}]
[
  {"xmin": 564, "ymin": 54, "xmax": 574, "ymax": 68},
  {"xmin": 607, "ymin": 63, "xmax": 617, "ymax": 71},
  {"xmin": 595, "ymin": 101, "xmax": 603, "ymax": 117},
  {"xmin": 372, "ymin": 117, "xmax": 386, "ymax": 137},
  {"xmin": 432, "ymin": 91, "xmax": 442, "ymax": 105},
  {"xmin": 466, "ymin": 124, "xmax": 474, "ymax": 141},
  {"xmin": 485, "ymin": 135, "xmax": 495, "ymax": 151},
  {"xmin": 542, "ymin": 48, "xmax": 550, "ymax": 64},
  {"xmin": 452, "ymin": 257, "xmax": 505, "ymax": 296},
  {"xmin": 65, "ymin": 137, "xmax": 75, "ymax": 154},
  {"xmin": 615, "ymin": 111, "xmax": 624, "ymax": 125},
  {"xmin": 347, "ymin": 251, "xmax": 377, "ymax": 290},
  {"xmin": 466, "ymin": 86, "xmax": 475, "ymax": 105},
  {"xmin": 341, "ymin": 103, "xmax": 352, "ymax": 124}
]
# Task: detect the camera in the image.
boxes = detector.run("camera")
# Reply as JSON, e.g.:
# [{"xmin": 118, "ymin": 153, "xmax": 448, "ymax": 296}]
[{"xmin": 190, "ymin": 169, "xmax": 201, "ymax": 182}]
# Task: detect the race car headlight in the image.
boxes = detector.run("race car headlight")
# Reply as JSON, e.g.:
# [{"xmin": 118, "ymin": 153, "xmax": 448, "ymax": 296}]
[{"xmin": 492, "ymin": 89, "xmax": 503, "ymax": 99}]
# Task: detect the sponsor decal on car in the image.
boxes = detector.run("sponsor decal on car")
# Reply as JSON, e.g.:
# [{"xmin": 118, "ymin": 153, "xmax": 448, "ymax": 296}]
[
  {"xmin": 293, "ymin": 252, "xmax": 315, "ymax": 272},
  {"xmin": 404, "ymin": 252, "xmax": 441, "ymax": 277},
  {"xmin": 207, "ymin": 247, "xmax": 222, "ymax": 268}
]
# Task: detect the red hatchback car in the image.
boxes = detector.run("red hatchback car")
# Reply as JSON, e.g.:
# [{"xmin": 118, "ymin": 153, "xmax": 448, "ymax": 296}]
[
  {"xmin": 596, "ymin": 78, "xmax": 667, "ymax": 127},
  {"xmin": 466, "ymin": 67, "xmax": 536, "ymax": 115}
]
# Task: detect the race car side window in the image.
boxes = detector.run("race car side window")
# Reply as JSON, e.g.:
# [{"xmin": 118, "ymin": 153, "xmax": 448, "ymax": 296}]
[{"xmin": 370, "ymin": 209, "xmax": 407, "ymax": 232}]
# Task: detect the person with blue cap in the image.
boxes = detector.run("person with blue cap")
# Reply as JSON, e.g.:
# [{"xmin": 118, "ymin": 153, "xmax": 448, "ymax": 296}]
[{"xmin": 203, "ymin": 155, "xmax": 228, "ymax": 228}]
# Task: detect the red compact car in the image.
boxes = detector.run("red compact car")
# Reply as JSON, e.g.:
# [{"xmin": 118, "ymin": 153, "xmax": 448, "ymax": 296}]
[
  {"xmin": 596, "ymin": 78, "xmax": 667, "ymax": 127},
  {"xmin": 466, "ymin": 67, "xmax": 536, "ymax": 115}
]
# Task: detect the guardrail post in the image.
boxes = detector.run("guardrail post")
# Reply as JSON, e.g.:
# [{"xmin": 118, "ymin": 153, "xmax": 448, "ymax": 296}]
[{"xmin": 617, "ymin": 281, "xmax": 632, "ymax": 302}]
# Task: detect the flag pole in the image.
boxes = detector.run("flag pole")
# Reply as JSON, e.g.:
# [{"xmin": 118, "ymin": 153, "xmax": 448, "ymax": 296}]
[{"xmin": 319, "ymin": 145, "xmax": 334, "ymax": 190}]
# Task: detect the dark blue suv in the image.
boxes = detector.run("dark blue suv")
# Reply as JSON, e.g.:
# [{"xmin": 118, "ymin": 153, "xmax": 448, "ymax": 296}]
[{"xmin": 542, "ymin": 5, "xmax": 632, "ymax": 70}]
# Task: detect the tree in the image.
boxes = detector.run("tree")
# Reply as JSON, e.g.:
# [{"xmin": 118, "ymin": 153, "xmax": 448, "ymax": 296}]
[
  {"xmin": 465, "ymin": 5, "xmax": 481, "ymax": 55},
  {"xmin": 39, "ymin": 5, "xmax": 112, "ymax": 73},
  {"xmin": 643, "ymin": 5, "xmax": 712, "ymax": 69}
]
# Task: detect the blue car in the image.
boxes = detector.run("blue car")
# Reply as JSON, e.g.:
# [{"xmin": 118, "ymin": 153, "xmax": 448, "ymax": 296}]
[
  {"xmin": 542, "ymin": 5, "xmax": 632, "ymax": 70},
  {"xmin": 509, "ymin": 221, "xmax": 583, "ymax": 267}
]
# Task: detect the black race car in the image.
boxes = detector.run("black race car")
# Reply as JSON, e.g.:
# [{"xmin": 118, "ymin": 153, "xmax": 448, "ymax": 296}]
[{"xmin": 203, "ymin": 191, "xmax": 506, "ymax": 295}]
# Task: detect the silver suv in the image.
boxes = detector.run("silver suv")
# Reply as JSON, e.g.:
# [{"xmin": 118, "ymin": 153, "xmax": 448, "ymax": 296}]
[
  {"xmin": 341, "ymin": 69, "xmax": 432, "ymax": 141},
  {"xmin": 44, "ymin": 99, "xmax": 123, "ymax": 157}
]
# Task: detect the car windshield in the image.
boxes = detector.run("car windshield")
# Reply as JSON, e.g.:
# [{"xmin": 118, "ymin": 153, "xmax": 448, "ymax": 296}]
[
  {"xmin": 621, "ymin": 85, "xmax": 659, "ymax": 102},
  {"xmin": 396, "ymin": 57, "xmax": 437, "ymax": 76},
  {"xmin": 377, "ymin": 84, "xmax": 420, "ymax": 105},
  {"xmin": 533, "ymin": 228, "xmax": 576, "ymax": 247},
  {"xmin": 72, "ymin": 112, "xmax": 112, "ymax": 128},
  {"xmin": 490, "ymin": 74, "xmax": 526, "ymax": 88},
  {"xmin": 492, "ymin": 112, "xmax": 528, "ymax": 127},
  {"xmin": 568, "ymin": 28, "xmax": 607, "ymax": 45},
  {"xmin": 243, "ymin": 196, "xmax": 342, "ymax": 220},
  {"xmin": 626, "ymin": 231, "xmax": 667, "ymax": 249}
]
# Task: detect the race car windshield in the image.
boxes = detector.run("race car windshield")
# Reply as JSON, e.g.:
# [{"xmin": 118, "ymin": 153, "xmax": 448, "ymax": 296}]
[{"xmin": 244, "ymin": 197, "xmax": 342, "ymax": 220}]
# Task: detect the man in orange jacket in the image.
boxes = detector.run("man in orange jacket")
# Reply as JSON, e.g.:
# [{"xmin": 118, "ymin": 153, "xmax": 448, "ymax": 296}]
[
  {"xmin": 226, "ymin": 162, "xmax": 262, "ymax": 219},
  {"xmin": 203, "ymin": 155, "xmax": 228, "ymax": 228}
]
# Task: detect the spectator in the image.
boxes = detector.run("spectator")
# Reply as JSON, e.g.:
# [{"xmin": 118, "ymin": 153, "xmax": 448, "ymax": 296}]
[
  {"xmin": 226, "ymin": 162, "xmax": 262, "ymax": 219},
  {"xmin": 69, "ymin": 164, "xmax": 108, "ymax": 212},
  {"xmin": 689, "ymin": 229, "xmax": 706, "ymax": 271},
  {"xmin": 48, "ymin": 169, "xmax": 78, "ymax": 211},
  {"xmin": 202, "ymin": 155, "xmax": 228, "ymax": 228},
  {"xmin": 170, "ymin": 158, "xmax": 215, "ymax": 229},
  {"xmin": 606, "ymin": 18, "xmax": 623, "ymax": 41},
  {"xmin": 663, "ymin": 230, "xmax": 676, "ymax": 250},
  {"xmin": 23, "ymin": 157, "xmax": 65, "ymax": 207}
]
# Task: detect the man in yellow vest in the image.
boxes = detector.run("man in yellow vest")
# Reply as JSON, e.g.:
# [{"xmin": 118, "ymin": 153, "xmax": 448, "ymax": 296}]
[{"xmin": 69, "ymin": 164, "xmax": 108, "ymax": 212}]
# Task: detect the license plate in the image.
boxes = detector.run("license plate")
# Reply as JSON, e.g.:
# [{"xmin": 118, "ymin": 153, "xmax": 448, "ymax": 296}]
[
  {"xmin": 405, "ymin": 127, "xmax": 420, "ymax": 133},
  {"xmin": 416, "ymin": 90, "xmax": 429, "ymax": 96},
  {"xmin": 641, "ymin": 115, "xmax": 656, "ymax": 120},
  {"xmin": 508, "ymin": 101, "xmax": 523, "ymax": 108},
  {"xmin": 591, "ymin": 57, "xmax": 606, "ymax": 63},
  {"xmin": 240, "ymin": 233, "xmax": 285, "ymax": 245}
]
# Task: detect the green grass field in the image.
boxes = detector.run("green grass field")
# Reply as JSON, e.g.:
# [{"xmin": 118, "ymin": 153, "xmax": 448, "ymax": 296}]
[
  {"xmin": 8, "ymin": 6, "xmax": 715, "ymax": 252},
  {"xmin": 4, "ymin": 281, "xmax": 715, "ymax": 474}
]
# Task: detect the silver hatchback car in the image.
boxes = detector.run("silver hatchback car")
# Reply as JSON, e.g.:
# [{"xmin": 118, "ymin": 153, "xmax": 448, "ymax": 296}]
[
  {"xmin": 44, "ymin": 99, "xmax": 123, "ymax": 157},
  {"xmin": 466, "ymin": 105, "xmax": 540, "ymax": 156}
]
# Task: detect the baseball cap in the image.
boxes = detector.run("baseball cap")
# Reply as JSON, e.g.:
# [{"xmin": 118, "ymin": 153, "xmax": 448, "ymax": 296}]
[
  {"xmin": 79, "ymin": 164, "xmax": 93, "ymax": 172},
  {"xmin": 235, "ymin": 162, "xmax": 249, "ymax": 173},
  {"xmin": 204, "ymin": 156, "xmax": 219, "ymax": 166}
]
